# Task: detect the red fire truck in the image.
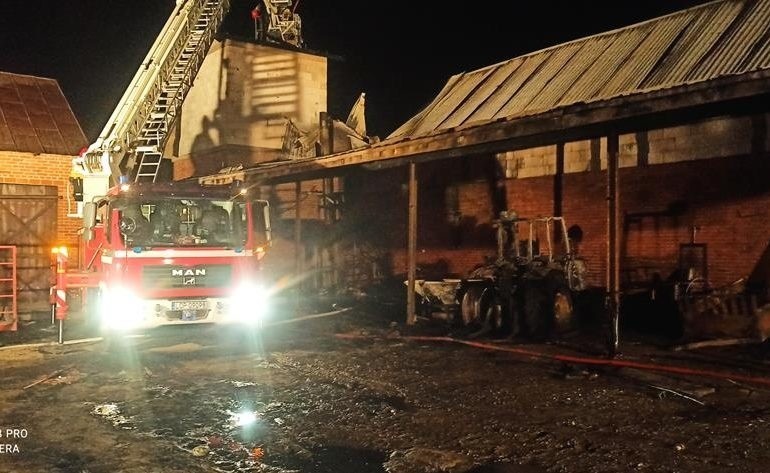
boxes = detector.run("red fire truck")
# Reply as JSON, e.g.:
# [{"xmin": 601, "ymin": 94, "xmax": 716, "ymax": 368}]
[
  {"xmin": 53, "ymin": 0, "xmax": 305, "ymax": 340},
  {"xmin": 77, "ymin": 180, "xmax": 271, "ymax": 331}
]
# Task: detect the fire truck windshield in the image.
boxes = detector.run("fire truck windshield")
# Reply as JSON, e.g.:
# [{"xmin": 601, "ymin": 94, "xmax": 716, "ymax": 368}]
[{"xmin": 114, "ymin": 198, "xmax": 246, "ymax": 248}]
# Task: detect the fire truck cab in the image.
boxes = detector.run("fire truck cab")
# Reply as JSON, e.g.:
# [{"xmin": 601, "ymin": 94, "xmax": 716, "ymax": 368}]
[{"xmin": 81, "ymin": 181, "xmax": 272, "ymax": 331}]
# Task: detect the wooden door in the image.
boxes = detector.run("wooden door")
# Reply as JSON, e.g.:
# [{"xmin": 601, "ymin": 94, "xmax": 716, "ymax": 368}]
[{"xmin": 0, "ymin": 183, "xmax": 57, "ymax": 313}]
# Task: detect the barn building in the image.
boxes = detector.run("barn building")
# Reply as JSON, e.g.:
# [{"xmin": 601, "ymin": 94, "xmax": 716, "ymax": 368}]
[
  {"xmin": 201, "ymin": 0, "xmax": 770, "ymax": 343},
  {"xmin": 0, "ymin": 72, "xmax": 87, "ymax": 315}
]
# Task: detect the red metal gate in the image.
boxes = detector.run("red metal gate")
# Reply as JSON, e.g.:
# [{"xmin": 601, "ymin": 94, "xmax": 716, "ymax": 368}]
[{"xmin": 0, "ymin": 245, "xmax": 17, "ymax": 331}]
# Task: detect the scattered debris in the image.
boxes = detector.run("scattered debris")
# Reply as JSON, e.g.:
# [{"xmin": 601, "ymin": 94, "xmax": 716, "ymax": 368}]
[
  {"xmin": 673, "ymin": 338, "xmax": 759, "ymax": 351},
  {"xmin": 560, "ymin": 365, "xmax": 599, "ymax": 380},
  {"xmin": 144, "ymin": 385, "xmax": 171, "ymax": 396},
  {"xmin": 384, "ymin": 448, "xmax": 475, "ymax": 473},
  {"xmin": 192, "ymin": 445, "xmax": 210, "ymax": 457},
  {"xmin": 250, "ymin": 446, "xmax": 265, "ymax": 461},
  {"xmin": 650, "ymin": 385, "xmax": 705, "ymax": 405},
  {"xmin": 23, "ymin": 369, "xmax": 64, "ymax": 389},
  {"xmin": 674, "ymin": 443, "xmax": 686, "ymax": 452},
  {"xmin": 92, "ymin": 404, "xmax": 119, "ymax": 416},
  {"xmin": 91, "ymin": 403, "xmax": 134, "ymax": 429},
  {"xmin": 256, "ymin": 359, "xmax": 281, "ymax": 369},
  {"xmin": 726, "ymin": 378, "xmax": 770, "ymax": 395},
  {"xmin": 147, "ymin": 343, "xmax": 204, "ymax": 354},
  {"xmin": 683, "ymin": 387, "xmax": 716, "ymax": 398},
  {"xmin": 229, "ymin": 380, "xmax": 258, "ymax": 388},
  {"xmin": 274, "ymin": 417, "xmax": 285, "ymax": 425}
]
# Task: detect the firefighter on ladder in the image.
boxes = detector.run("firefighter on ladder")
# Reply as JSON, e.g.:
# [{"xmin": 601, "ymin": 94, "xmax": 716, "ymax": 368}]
[{"xmin": 251, "ymin": 3, "xmax": 264, "ymax": 41}]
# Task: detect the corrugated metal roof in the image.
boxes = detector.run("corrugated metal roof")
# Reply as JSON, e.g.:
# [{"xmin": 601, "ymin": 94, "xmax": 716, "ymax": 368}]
[
  {"xmin": 389, "ymin": 0, "xmax": 770, "ymax": 140},
  {"xmin": 0, "ymin": 72, "xmax": 87, "ymax": 155}
]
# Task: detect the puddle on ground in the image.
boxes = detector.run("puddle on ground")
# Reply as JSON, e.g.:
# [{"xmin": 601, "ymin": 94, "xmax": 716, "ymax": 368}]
[
  {"xmin": 87, "ymin": 381, "xmax": 387, "ymax": 472},
  {"xmin": 355, "ymin": 393, "xmax": 412, "ymax": 412},
  {"xmin": 279, "ymin": 446, "xmax": 386, "ymax": 473},
  {"xmin": 468, "ymin": 462, "xmax": 548, "ymax": 473}
]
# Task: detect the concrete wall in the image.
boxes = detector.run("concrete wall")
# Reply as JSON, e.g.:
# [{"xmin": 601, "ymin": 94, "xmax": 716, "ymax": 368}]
[
  {"xmin": 172, "ymin": 40, "xmax": 327, "ymax": 179},
  {"xmin": 498, "ymin": 115, "xmax": 764, "ymax": 177},
  {"xmin": 348, "ymin": 114, "xmax": 770, "ymax": 291}
]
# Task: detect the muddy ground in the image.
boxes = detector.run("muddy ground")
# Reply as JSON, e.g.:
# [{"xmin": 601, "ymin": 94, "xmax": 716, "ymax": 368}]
[{"xmin": 2, "ymin": 307, "xmax": 770, "ymax": 473}]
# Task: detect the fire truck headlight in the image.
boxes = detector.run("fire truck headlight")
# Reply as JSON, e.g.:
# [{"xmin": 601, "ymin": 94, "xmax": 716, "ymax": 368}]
[
  {"xmin": 230, "ymin": 282, "xmax": 269, "ymax": 325},
  {"xmin": 100, "ymin": 286, "xmax": 144, "ymax": 331}
]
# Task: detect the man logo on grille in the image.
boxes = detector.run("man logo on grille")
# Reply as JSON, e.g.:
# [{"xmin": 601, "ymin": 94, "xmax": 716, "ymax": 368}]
[
  {"xmin": 172, "ymin": 268, "xmax": 207, "ymax": 276},
  {"xmin": 183, "ymin": 277, "xmax": 196, "ymax": 286}
]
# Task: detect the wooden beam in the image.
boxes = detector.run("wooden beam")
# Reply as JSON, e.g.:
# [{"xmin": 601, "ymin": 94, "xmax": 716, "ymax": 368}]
[
  {"xmin": 294, "ymin": 181, "xmax": 302, "ymax": 288},
  {"xmin": 406, "ymin": 162, "xmax": 418, "ymax": 325},
  {"xmin": 554, "ymin": 142, "xmax": 564, "ymax": 218},
  {"xmin": 606, "ymin": 133, "xmax": 620, "ymax": 356}
]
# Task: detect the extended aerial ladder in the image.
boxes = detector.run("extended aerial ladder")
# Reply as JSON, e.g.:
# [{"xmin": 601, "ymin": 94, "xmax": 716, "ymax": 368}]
[
  {"xmin": 70, "ymin": 0, "xmax": 306, "ymax": 217},
  {"xmin": 71, "ymin": 0, "xmax": 232, "ymax": 217}
]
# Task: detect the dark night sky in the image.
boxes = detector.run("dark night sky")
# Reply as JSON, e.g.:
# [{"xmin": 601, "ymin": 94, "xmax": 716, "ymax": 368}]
[{"xmin": 0, "ymin": 0, "xmax": 710, "ymax": 141}]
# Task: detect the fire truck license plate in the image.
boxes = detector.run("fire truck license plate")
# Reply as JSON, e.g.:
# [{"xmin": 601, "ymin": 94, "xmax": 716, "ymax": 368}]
[{"xmin": 172, "ymin": 300, "xmax": 208, "ymax": 311}]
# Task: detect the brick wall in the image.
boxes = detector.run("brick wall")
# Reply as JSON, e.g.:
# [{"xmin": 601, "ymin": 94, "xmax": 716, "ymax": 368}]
[
  {"xmin": 0, "ymin": 151, "xmax": 82, "ymax": 257},
  {"xmin": 253, "ymin": 178, "xmax": 344, "ymax": 284},
  {"xmin": 345, "ymin": 114, "xmax": 770, "ymax": 291}
]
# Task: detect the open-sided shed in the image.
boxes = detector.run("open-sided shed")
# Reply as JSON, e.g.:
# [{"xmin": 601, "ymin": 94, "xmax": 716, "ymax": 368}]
[{"xmin": 201, "ymin": 0, "xmax": 770, "ymax": 348}]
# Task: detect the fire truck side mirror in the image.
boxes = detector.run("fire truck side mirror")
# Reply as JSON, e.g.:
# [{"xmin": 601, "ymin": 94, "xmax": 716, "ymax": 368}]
[
  {"xmin": 82, "ymin": 202, "xmax": 97, "ymax": 241},
  {"xmin": 263, "ymin": 203, "xmax": 272, "ymax": 242}
]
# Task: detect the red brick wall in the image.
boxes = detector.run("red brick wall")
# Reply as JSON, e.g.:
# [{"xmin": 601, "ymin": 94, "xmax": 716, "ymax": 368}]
[
  {"xmin": 347, "ymin": 157, "xmax": 505, "ymax": 280},
  {"xmin": 348, "ymin": 153, "xmax": 770, "ymax": 290},
  {"xmin": 0, "ymin": 151, "xmax": 82, "ymax": 259}
]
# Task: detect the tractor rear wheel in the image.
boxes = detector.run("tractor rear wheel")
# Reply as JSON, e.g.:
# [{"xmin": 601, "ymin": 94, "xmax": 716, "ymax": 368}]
[
  {"xmin": 460, "ymin": 284, "xmax": 502, "ymax": 336},
  {"xmin": 522, "ymin": 271, "xmax": 574, "ymax": 339}
]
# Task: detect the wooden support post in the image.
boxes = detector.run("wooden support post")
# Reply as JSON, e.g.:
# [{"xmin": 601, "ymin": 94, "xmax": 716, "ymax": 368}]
[
  {"xmin": 607, "ymin": 133, "xmax": 621, "ymax": 356},
  {"xmin": 406, "ymin": 162, "xmax": 418, "ymax": 325},
  {"xmin": 294, "ymin": 181, "xmax": 302, "ymax": 289},
  {"xmin": 554, "ymin": 142, "xmax": 564, "ymax": 218},
  {"xmin": 554, "ymin": 142, "xmax": 564, "ymax": 243}
]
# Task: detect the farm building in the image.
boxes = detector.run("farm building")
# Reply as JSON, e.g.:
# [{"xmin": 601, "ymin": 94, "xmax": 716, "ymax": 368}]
[
  {"xmin": 0, "ymin": 72, "xmax": 87, "ymax": 315},
  {"xmin": 200, "ymin": 0, "xmax": 770, "ymax": 343}
]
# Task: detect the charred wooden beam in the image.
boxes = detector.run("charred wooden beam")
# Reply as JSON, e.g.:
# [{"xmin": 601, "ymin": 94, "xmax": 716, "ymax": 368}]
[
  {"xmin": 607, "ymin": 133, "xmax": 621, "ymax": 356},
  {"xmin": 294, "ymin": 181, "xmax": 302, "ymax": 287},
  {"xmin": 406, "ymin": 162, "xmax": 418, "ymax": 325}
]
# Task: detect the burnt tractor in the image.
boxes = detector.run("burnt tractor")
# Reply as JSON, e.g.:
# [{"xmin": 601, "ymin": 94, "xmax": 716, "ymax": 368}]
[{"xmin": 414, "ymin": 211, "xmax": 587, "ymax": 338}]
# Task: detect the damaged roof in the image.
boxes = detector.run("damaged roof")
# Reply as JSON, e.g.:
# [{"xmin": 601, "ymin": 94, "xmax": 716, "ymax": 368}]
[
  {"xmin": 0, "ymin": 72, "xmax": 88, "ymax": 155},
  {"xmin": 390, "ymin": 0, "xmax": 770, "ymax": 140}
]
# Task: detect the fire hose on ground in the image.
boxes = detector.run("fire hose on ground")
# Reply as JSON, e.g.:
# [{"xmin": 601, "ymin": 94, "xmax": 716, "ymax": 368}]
[{"xmin": 335, "ymin": 333, "xmax": 770, "ymax": 388}]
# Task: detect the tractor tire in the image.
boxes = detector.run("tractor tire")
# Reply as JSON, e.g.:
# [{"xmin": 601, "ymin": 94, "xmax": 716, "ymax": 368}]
[
  {"xmin": 460, "ymin": 284, "xmax": 502, "ymax": 336},
  {"xmin": 548, "ymin": 272, "xmax": 576, "ymax": 334},
  {"xmin": 522, "ymin": 280, "xmax": 550, "ymax": 339},
  {"xmin": 522, "ymin": 271, "xmax": 575, "ymax": 340}
]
